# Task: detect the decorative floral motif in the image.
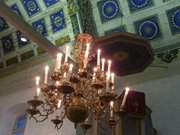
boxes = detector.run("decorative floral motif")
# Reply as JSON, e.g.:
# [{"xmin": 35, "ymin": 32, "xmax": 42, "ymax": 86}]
[
  {"xmin": 21, "ymin": 0, "xmax": 41, "ymax": 17},
  {"xmin": 166, "ymin": 6, "xmax": 180, "ymax": 34},
  {"xmin": 32, "ymin": 18, "xmax": 48, "ymax": 36},
  {"xmin": 102, "ymin": 1, "xmax": 119, "ymax": 18},
  {"xmin": 98, "ymin": 0, "xmax": 122, "ymax": 23},
  {"xmin": 50, "ymin": 10, "xmax": 66, "ymax": 33},
  {"xmin": 134, "ymin": 16, "xmax": 161, "ymax": 40},
  {"xmin": 139, "ymin": 21, "xmax": 158, "ymax": 39},
  {"xmin": 43, "ymin": 0, "xmax": 59, "ymax": 7},
  {"xmin": 128, "ymin": 0, "xmax": 153, "ymax": 12},
  {"xmin": 10, "ymin": 4, "xmax": 22, "ymax": 16},
  {"xmin": 1, "ymin": 34, "xmax": 15, "ymax": 54}
]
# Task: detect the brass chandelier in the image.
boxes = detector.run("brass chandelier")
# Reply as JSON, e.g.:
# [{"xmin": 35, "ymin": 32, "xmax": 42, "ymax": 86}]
[{"xmin": 26, "ymin": 33, "xmax": 130, "ymax": 134}]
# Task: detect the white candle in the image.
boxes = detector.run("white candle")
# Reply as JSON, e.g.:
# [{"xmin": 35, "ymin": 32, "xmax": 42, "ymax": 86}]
[
  {"xmin": 92, "ymin": 67, "xmax": 97, "ymax": 82},
  {"xmin": 121, "ymin": 87, "xmax": 130, "ymax": 107},
  {"xmin": 110, "ymin": 101, "xmax": 114, "ymax": 118},
  {"xmin": 106, "ymin": 71, "xmax": 110, "ymax": 91},
  {"xmin": 37, "ymin": 87, "xmax": 41, "ymax": 97},
  {"xmin": 35, "ymin": 76, "xmax": 40, "ymax": 86},
  {"xmin": 57, "ymin": 99, "xmax": 62, "ymax": 108},
  {"xmin": 69, "ymin": 64, "xmax": 74, "ymax": 73},
  {"xmin": 64, "ymin": 46, "xmax": 69, "ymax": 63},
  {"xmin": 56, "ymin": 81, "xmax": 60, "ymax": 86},
  {"xmin": 97, "ymin": 49, "xmax": 101, "ymax": 67},
  {"xmin": 63, "ymin": 72, "xmax": 67, "ymax": 78},
  {"xmin": 55, "ymin": 53, "xmax": 63, "ymax": 71},
  {"xmin": 111, "ymin": 73, "xmax": 115, "ymax": 84},
  {"xmin": 84, "ymin": 43, "xmax": 90, "ymax": 68},
  {"xmin": 44, "ymin": 65, "xmax": 49, "ymax": 84},
  {"xmin": 107, "ymin": 60, "xmax": 112, "ymax": 74},
  {"xmin": 101, "ymin": 58, "xmax": 105, "ymax": 71}
]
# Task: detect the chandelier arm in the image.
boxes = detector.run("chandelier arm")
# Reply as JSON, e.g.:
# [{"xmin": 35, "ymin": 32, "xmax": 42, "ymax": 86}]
[
  {"xmin": 41, "ymin": 102, "xmax": 56, "ymax": 114},
  {"xmin": 30, "ymin": 114, "xmax": 48, "ymax": 123},
  {"xmin": 57, "ymin": 122, "xmax": 63, "ymax": 131}
]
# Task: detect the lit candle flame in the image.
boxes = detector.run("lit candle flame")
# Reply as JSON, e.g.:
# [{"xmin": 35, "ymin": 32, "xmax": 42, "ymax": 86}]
[
  {"xmin": 97, "ymin": 49, "xmax": 101, "ymax": 67},
  {"xmin": 64, "ymin": 46, "xmax": 69, "ymax": 63},
  {"xmin": 35, "ymin": 76, "xmax": 40, "ymax": 86},
  {"xmin": 57, "ymin": 99, "xmax": 62, "ymax": 108},
  {"xmin": 69, "ymin": 64, "xmax": 73, "ymax": 73},
  {"xmin": 56, "ymin": 81, "xmax": 60, "ymax": 86},
  {"xmin": 55, "ymin": 53, "xmax": 63, "ymax": 71},
  {"xmin": 110, "ymin": 101, "xmax": 114, "ymax": 118},
  {"xmin": 107, "ymin": 60, "xmax": 112, "ymax": 74},
  {"xmin": 110, "ymin": 101, "xmax": 114, "ymax": 109}
]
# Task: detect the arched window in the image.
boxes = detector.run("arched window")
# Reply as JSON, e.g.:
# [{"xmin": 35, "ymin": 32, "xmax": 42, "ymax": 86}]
[{"xmin": 12, "ymin": 114, "xmax": 27, "ymax": 135}]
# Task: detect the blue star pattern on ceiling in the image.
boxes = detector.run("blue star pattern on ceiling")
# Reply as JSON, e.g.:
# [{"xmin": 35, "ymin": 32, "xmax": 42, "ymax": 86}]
[
  {"xmin": 43, "ymin": 0, "xmax": 60, "ymax": 7},
  {"xmin": 16, "ymin": 31, "xmax": 30, "ymax": 47},
  {"xmin": 105, "ymin": 25, "xmax": 126, "ymax": 35},
  {"xmin": 50, "ymin": 10, "xmax": 66, "ymax": 33},
  {"xmin": 166, "ymin": 6, "xmax": 180, "ymax": 35},
  {"xmin": 10, "ymin": 4, "xmax": 22, "ymax": 16},
  {"xmin": 97, "ymin": 0, "xmax": 122, "ymax": 23},
  {"xmin": 21, "ymin": 0, "xmax": 41, "ymax": 17},
  {"xmin": 1, "ymin": 34, "xmax": 15, "ymax": 54},
  {"xmin": 134, "ymin": 16, "xmax": 161, "ymax": 40},
  {"xmin": 128, "ymin": 0, "xmax": 153, "ymax": 12},
  {"xmin": 0, "ymin": 17, "xmax": 9, "ymax": 32},
  {"xmin": 32, "ymin": 18, "xmax": 48, "ymax": 36}
]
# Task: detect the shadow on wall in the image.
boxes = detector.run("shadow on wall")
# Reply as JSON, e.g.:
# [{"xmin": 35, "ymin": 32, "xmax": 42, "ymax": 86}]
[{"xmin": 0, "ymin": 103, "xmax": 27, "ymax": 135}]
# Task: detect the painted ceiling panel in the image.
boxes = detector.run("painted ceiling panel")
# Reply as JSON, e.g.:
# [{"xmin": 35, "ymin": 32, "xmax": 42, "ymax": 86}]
[
  {"xmin": 43, "ymin": 0, "xmax": 60, "ymax": 7},
  {"xmin": 21, "ymin": 0, "xmax": 41, "ymax": 17},
  {"xmin": 93, "ymin": 0, "xmax": 180, "ymax": 50},
  {"xmin": 32, "ymin": 18, "xmax": 48, "ymax": 36},
  {"xmin": 50, "ymin": 9, "xmax": 66, "ymax": 33},
  {"xmin": 0, "ymin": 0, "xmax": 77, "ymax": 71},
  {"xmin": 0, "ymin": 0, "xmax": 180, "ymax": 73}
]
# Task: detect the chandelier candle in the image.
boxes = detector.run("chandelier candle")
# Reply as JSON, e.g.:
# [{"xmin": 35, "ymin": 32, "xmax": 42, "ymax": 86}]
[
  {"xmin": 35, "ymin": 76, "xmax": 40, "ymax": 86},
  {"xmin": 121, "ymin": 87, "xmax": 130, "ymax": 108},
  {"xmin": 56, "ymin": 81, "xmax": 60, "ymax": 86},
  {"xmin": 55, "ymin": 53, "xmax": 63, "ymax": 72},
  {"xmin": 111, "ymin": 73, "xmax": 115, "ymax": 84},
  {"xmin": 35, "ymin": 76, "xmax": 41, "ymax": 97},
  {"xmin": 36, "ymin": 88, "xmax": 41, "ymax": 97},
  {"xmin": 64, "ymin": 46, "xmax": 69, "ymax": 63},
  {"xmin": 110, "ymin": 101, "xmax": 114, "ymax": 118},
  {"xmin": 106, "ymin": 71, "xmax": 110, "ymax": 92},
  {"xmin": 108, "ymin": 60, "xmax": 112, "ymax": 74},
  {"xmin": 68, "ymin": 64, "xmax": 74, "ymax": 80},
  {"xmin": 97, "ymin": 49, "xmax": 101, "ymax": 67},
  {"xmin": 57, "ymin": 99, "xmax": 62, "ymax": 109},
  {"xmin": 92, "ymin": 67, "xmax": 97, "ymax": 82},
  {"xmin": 83, "ymin": 43, "xmax": 90, "ymax": 69},
  {"xmin": 44, "ymin": 66, "xmax": 49, "ymax": 84},
  {"xmin": 101, "ymin": 58, "xmax": 105, "ymax": 72}
]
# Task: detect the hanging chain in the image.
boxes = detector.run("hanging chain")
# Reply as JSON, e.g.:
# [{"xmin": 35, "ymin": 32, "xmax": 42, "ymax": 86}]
[{"xmin": 77, "ymin": 0, "xmax": 97, "ymax": 35}]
